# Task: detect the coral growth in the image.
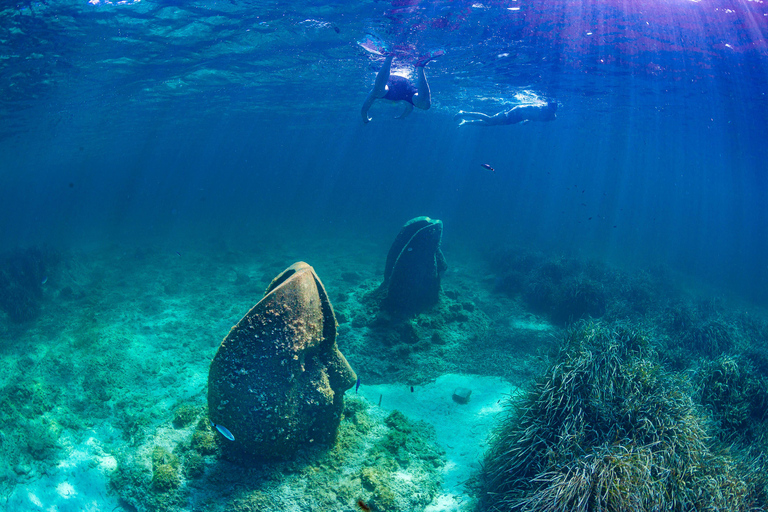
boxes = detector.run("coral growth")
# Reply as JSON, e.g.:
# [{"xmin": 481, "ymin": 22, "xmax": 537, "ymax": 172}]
[{"xmin": 481, "ymin": 322, "xmax": 767, "ymax": 511}]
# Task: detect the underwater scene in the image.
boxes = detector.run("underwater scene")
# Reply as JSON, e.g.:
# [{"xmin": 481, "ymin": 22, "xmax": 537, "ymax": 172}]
[{"xmin": 2, "ymin": 0, "xmax": 768, "ymax": 511}]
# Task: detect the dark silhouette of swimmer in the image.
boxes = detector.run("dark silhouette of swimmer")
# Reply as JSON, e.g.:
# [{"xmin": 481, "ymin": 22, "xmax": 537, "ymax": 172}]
[
  {"xmin": 361, "ymin": 52, "xmax": 442, "ymax": 124},
  {"xmin": 454, "ymin": 101, "xmax": 557, "ymax": 126}
]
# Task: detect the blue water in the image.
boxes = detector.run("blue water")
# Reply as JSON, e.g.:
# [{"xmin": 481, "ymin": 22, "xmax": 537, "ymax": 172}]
[
  {"xmin": 2, "ymin": 0, "xmax": 767, "ymax": 302},
  {"xmin": 2, "ymin": 1, "xmax": 768, "ymax": 510},
  {"xmin": 2, "ymin": 0, "xmax": 767, "ymax": 303}
]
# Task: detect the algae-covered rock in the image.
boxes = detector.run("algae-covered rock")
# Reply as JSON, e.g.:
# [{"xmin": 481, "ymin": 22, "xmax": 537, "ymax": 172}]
[
  {"xmin": 191, "ymin": 428, "xmax": 217, "ymax": 455},
  {"xmin": 207, "ymin": 262, "xmax": 357, "ymax": 463},
  {"xmin": 151, "ymin": 446, "xmax": 180, "ymax": 492},
  {"xmin": 172, "ymin": 404, "xmax": 198, "ymax": 428}
]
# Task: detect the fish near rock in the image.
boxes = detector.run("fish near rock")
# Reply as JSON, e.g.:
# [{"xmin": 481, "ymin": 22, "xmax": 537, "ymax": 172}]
[
  {"xmin": 207, "ymin": 262, "xmax": 357, "ymax": 463},
  {"xmin": 381, "ymin": 216, "xmax": 448, "ymax": 315}
]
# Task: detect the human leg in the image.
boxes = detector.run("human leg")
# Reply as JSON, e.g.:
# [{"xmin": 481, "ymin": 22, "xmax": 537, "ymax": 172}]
[
  {"xmin": 372, "ymin": 55, "xmax": 394, "ymax": 98},
  {"xmin": 453, "ymin": 111, "xmax": 493, "ymax": 125},
  {"xmin": 362, "ymin": 55, "xmax": 394, "ymax": 123},
  {"xmin": 412, "ymin": 65, "xmax": 431, "ymax": 110}
]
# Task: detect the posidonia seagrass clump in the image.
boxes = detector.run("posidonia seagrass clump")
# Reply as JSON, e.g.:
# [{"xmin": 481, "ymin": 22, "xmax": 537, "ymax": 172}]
[{"xmin": 480, "ymin": 321, "xmax": 767, "ymax": 512}]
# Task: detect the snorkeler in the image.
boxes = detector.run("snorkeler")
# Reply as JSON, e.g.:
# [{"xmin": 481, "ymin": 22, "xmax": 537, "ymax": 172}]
[
  {"xmin": 454, "ymin": 101, "xmax": 558, "ymax": 126},
  {"xmin": 361, "ymin": 51, "xmax": 442, "ymax": 124}
]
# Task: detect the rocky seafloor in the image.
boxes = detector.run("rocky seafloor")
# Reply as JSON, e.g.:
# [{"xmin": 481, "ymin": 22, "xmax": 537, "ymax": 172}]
[{"xmin": 1, "ymin": 233, "xmax": 766, "ymax": 511}]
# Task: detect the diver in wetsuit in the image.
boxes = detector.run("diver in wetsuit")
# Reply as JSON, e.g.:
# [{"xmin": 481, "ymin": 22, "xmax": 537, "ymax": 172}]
[
  {"xmin": 361, "ymin": 52, "xmax": 441, "ymax": 124},
  {"xmin": 454, "ymin": 101, "xmax": 558, "ymax": 126}
]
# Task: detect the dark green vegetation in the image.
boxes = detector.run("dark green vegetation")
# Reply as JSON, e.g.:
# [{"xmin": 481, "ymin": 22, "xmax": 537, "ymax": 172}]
[
  {"xmin": 481, "ymin": 322, "xmax": 768, "ymax": 512},
  {"xmin": 489, "ymin": 248, "xmax": 666, "ymax": 325},
  {"xmin": 697, "ymin": 355, "xmax": 768, "ymax": 447},
  {"xmin": 0, "ymin": 247, "xmax": 58, "ymax": 323}
]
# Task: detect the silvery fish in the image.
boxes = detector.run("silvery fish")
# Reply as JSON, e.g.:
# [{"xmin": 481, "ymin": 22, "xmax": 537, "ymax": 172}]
[{"xmin": 211, "ymin": 421, "xmax": 235, "ymax": 441}]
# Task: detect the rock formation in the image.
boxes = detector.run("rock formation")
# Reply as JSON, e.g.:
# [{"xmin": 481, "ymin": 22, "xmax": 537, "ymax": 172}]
[
  {"xmin": 207, "ymin": 262, "xmax": 356, "ymax": 463},
  {"xmin": 381, "ymin": 216, "xmax": 447, "ymax": 314}
]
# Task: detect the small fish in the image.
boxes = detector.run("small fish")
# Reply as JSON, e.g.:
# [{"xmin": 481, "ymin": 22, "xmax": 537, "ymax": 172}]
[
  {"xmin": 480, "ymin": 163, "xmax": 494, "ymax": 172},
  {"xmin": 410, "ymin": 386, "xmax": 414, "ymax": 393},
  {"xmin": 211, "ymin": 421, "xmax": 235, "ymax": 441},
  {"xmin": 41, "ymin": 276, "xmax": 48, "ymax": 285},
  {"xmin": 357, "ymin": 500, "xmax": 371, "ymax": 512},
  {"xmin": 355, "ymin": 376, "xmax": 361, "ymax": 394}
]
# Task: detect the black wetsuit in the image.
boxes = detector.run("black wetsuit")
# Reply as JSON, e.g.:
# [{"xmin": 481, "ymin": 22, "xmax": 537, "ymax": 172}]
[{"xmin": 383, "ymin": 75, "xmax": 417, "ymax": 104}]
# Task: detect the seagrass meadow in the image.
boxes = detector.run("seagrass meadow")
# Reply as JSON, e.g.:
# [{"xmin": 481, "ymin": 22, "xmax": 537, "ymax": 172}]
[{"xmin": 480, "ymin": 321, "xmax": 768, "ymax": 511}]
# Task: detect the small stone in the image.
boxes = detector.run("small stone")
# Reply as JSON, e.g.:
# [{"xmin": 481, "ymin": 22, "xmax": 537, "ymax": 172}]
[
  {"xmin": 13, "ymin": 463, "xmax": 31, "ymax": 475},
  {"xmin": 452, "ymin": 387, "xmax": 472, "ymax": 404}
]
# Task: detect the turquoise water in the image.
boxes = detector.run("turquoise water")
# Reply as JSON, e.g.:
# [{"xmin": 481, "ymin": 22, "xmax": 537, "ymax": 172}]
[{"xmin": 1, "ymin": 1, "xmax": 767, "ymax": 511}]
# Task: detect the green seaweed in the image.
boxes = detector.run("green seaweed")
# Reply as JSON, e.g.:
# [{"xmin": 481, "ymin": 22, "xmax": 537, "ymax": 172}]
[
  {"xmin": 698, "ymin": 355, "xmax": 768, "ymax": 441},
  {"xmin": 480, "ymin": 321, "xmax": 767, "ymax": 512}
]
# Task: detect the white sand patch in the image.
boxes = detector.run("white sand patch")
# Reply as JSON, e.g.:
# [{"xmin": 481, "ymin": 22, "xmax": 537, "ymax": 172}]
[
  {"xmin": 358, "ymin": 373, "xmax": 518, "ymax": 511},
  {"xmin": 511, "ymin": 318, "xmax": 554, "ymax": 331},
  {"xmin": 5, "ymin": 431, "xmax": 120, "ymax": 512}
]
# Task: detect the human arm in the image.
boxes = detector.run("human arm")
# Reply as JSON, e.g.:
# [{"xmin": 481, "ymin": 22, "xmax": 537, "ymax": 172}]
[
  {"xmin": 361, "ymin": 92, "xmax": 377, "ymax": 123},
  {"xmin": 361, "ymin": 55, "xmax": 395, "ymax": 124}
]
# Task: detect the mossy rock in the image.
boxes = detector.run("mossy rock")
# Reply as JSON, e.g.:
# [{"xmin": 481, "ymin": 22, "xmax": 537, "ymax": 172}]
[
  {"xmin": 152, "ymin": 463, "xmax": 180, "ymax": 492},
  {"xmin": 360, "ymin": 464, "xmax": 398, "ymax": 510},
  {"xmin": 344, "ymin": 397, "xmax": 366, "ymax": 415},
  {"xmin": 371, "ymin": 485, "xmax": 398, "ymax": 511},
  {"xmin": 172, "ymin": 404, "xmax": 198, "ymax": 428},
  {"xmin": 191, "ymin": 429, "xmax": 217, "ymax": 455},
  {"xmin": 151, "ymin": 446, "xmax": 180, "ymax": 492},
  {"xmin": 384, "ymin": 410, "xmax": 412, "ymax": 433},
  {"xmin": 377, "ymin": 431, "xmax": 408, "ymax": 458}
]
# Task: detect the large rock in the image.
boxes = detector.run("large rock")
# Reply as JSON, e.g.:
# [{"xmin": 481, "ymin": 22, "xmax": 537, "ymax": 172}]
[
  {"xmin": 381, "ymin": 216, "xmax": 448, "ymax": 314},
  {"xmin": 207, "ymin": 262, "xmax": 356, "ymax": 463}
]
